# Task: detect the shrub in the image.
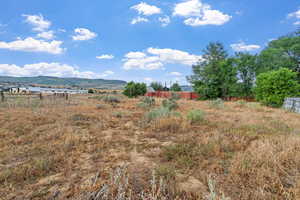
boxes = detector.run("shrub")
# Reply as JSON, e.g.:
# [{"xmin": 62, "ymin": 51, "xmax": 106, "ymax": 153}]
[
  {"xmin": 236, "ymin": 100, "xmax": 247, "ymax": 107},
  {"xmin": 209, "ymin": 98, "xmax": 224, "ymax": 109},
  {"xmin": 123, "ymin": 81, "xmax": 147, "ymax": 98},
  {"xmin": 102, "ymin": 95, "xmax": 121, "ymax": 104},
  {"xmin": 162, "ymin": 143, "xmax": 199, "ymax": 169},
  {"xmin": 187, "ymin": 109, "xmax": 205, "ymax": 124},
  {"xmin": 112, "ymin": 111, "xmax": 125, "ymax": 118},
  {"xmin": 254, "ymin": 68, "xmax": 300, "ymax": 107},
  {"xmin": 162, "ymin": 99, "xmax": 178, "ymax": 111},
  {"xmin": 88, "ymin": 89, "xmax": 94, "ymax": 94},
  {"xmin": 151, "ymin": 116, "xmax": 183, "ymax": 133},
  {"xmin": 96, "ymin": 104, "xmax": 106, "ymax": 110},
  {"xmin": 137, "ymin": 97, "xmax": 155, "ymax": 109},
  {"xmin": 144, "ymin": 107, "xmax": 180, "ymax": 123}
]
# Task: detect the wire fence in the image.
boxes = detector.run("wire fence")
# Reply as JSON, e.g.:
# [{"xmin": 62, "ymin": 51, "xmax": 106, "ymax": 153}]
[{"xmin": 0, "ymin": 92, "xmax": 74, "ymax": 109}]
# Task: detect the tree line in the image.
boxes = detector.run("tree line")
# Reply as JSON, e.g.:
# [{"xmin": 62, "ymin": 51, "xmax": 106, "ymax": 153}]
[{"xmin": 188, "ymin": 30, "xmax": 300, "ymax": 107}]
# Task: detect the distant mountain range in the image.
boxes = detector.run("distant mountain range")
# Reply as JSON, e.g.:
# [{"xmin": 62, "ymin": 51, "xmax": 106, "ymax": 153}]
[{"xmin": 0, "ymin": 76, "xmax": 127, "ymax": 89}]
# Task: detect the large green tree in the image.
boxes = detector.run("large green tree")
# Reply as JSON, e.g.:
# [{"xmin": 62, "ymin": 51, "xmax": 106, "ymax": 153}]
[
  {"xmin": 233, "ymin": 53, "xmax": 258, "ymax": 97},
  {"xmin": 257, "ymin": 31, "xmax": 300, "ymax": 79},
  {"xmin": 188, "ymin": 42, "xmax": 237, "ymax": 99},
  {"xmin": 123, "ymin": 81, "xmax": 147, "ymax": 98},
  {"xmin": 150, "ymin": 82, "xmax": 164, "ymax": 91},
  {"xmin": 170, "ymin": 83, "xmax": 182, "ymax": 92}
]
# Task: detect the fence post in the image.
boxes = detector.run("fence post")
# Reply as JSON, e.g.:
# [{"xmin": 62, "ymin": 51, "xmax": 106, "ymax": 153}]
[
  {"xmin": 39, "ymin": 93, "xmax": 43, "ymax": 100},
  {"xmin": 1, "ymin": 91, "xmax": 4, "ymax": 102}
]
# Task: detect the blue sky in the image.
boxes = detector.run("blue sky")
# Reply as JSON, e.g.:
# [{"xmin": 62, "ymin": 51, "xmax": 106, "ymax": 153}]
[{"xmin": 0, "ymin": 0, "xmax": 299, "ymax": 85}]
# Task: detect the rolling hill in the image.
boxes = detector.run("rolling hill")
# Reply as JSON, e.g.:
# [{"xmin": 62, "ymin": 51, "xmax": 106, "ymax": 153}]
[{"xmin": 0, "ymin": 76, "xmax": 127, "ymax": 89}]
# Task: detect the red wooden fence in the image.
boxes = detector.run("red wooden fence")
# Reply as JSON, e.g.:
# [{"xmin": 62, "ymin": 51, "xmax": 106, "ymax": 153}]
[
  {"xmin": 145, "ymin": 91, "xmax": 199, "ymax": 100},
  {"xmin": 145, "ymin": 91, "xmax": 255, "ymax": 102}
]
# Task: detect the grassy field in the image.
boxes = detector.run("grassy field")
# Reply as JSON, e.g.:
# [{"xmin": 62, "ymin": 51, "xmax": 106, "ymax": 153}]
[{"xmin": 1, "ymin": 94, "xmax": 300, "ymax": 200}]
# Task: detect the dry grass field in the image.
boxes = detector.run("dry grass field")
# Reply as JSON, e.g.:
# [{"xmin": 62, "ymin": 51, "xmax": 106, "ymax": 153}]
[{"xmin": 1, "ymin": 94, "xmax": 300, "ymax": 200}]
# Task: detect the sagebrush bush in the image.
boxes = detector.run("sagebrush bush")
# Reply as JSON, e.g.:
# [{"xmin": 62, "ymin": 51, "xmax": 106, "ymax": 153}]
[
  {"xmin": 209, "ymin": 98, "xmax": 224, "ymax": 109},
  {"xmin": 102, "ymin": 95, "xmax": 121, "ymax": 104},
  {"xmin": 236, "ymin": 100, "xmax": 247, "ymax": 107},
  {"xmin": 137, "ymin": 97, "xmax": 155, "ymax": 109},
  {"xmin": 162, "ymin": 99, "xmax": 178, "ymax": 110},
  {"xmin": 187, "ymin": 109, "xmax": 205, "ymax": 124},
  {"xmin": 144, "ymin": 107, "xmax": 180, "ymax": 123}
]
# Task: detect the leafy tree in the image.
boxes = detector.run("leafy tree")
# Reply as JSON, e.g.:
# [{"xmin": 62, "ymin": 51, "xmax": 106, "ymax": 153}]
[
  {"xmin": 233, "ymin": 53, "xmax": 258, "ymax": 97},
  {"xmin": 257, "ymin": 31, "xmax": 300, "ymax": 79},
  {"xmin": 188, "ymin": 42, "xmax": 237, "ymax": 99},
  {"xmin": 123, "ymin": 81, "xmax": 147, "ymax": 98},
  {"xmin": 170, "ymin": 83, "xmax": 182, "ymax": 92},
  {"xmin": 88, "ymin": 89, "xmax": 94, "ymax": 94},
  {"xmin": 150, "ymin": 82, "xmax": 164, "ymax": 91},
  {"xmin": 254, "ymin": 68, "xmax": 300, "ymax": 107}
]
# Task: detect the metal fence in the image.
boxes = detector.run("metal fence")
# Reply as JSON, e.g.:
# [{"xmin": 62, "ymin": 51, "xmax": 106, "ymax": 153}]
[{"xmin": 283, "ymin": 98, "xmax": 300, "ymax": 113}]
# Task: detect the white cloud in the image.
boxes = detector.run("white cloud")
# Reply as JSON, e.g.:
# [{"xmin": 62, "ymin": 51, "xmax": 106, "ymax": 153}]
[
  {"xmin": 147, "ymin": 47, "xmax": 202, "ymax": 65},
  {"xmin": 0, "ymin": 37, "xmax": 64, "ymax": 54},
  {"xmin": 230, "ymin": 42, "xmax": 261, "ymax": 52},
  {"xmin": 123, "ymin": 48, "xmax": 202, "ymax": 70},
  {"xmin": 0, "ymin": 63, "xmax": 114, "ymax": 79},
  {"xmin": 96, "ymin": 54, "xmax": 114, "ymax": 59},
  {"xmin": 72, "ymin": 28, "xmax": 97, "ymax": 41},
  {"xmin": 288, "ymin": 9, "xmax": 300, "ymax": 19},
  {"xmin": 159, "ymin": 16, "xmax": 171, "ymax": 27},
  {"xmin": 37, "ymin": 31, "xmax": 54, "ymax": 40},
  {"xmin": 125, "ymin": 51, "xmax": 146, "ymax": 59},
  {"xmin": 131, "ymin": 2, "xmax": 161, "ymax": 16},
  {"xmin": 23, "ymin": 14, "xmax": 51, "ymax": 32},
  {"xmin": 131, "ymin": 17, "xmax": 149, "ymax": 25},
  {"xmin": 169, "ymin": 72, "xmax": 182, "ymax": 76},
  {"xmin": 103, "ymin": 70, "xmax": 114, "ymax": 75},
  {"xmin": 288, "ymin": 9, "xmax": 300, "ymax": 26},
  {"xmin": 173, "ymin": 0, "xmax": 231, "ymax": 26}
]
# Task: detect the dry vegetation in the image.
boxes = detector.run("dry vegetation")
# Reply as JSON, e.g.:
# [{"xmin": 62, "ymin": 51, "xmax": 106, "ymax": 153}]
[{"xmin": 1, "ymin": 94, "xmax": 300, "ymax": 200}]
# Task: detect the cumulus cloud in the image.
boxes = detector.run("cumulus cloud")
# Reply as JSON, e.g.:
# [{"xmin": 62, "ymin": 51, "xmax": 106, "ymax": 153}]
[
  {"xmin": 37, "ymin": 31, "xmax": 55, "ymax": 40},
  {"xmin": 125, "ymin": 52, "xmax": 147, "ymax": 59},
  {"xmin": 169, "ymin": 72, "xmax": 182, "ymax": 76},
  {"xmin": 72, "ymin": 28, "xmax": 97, "ymax": 41},
  {"xmin": 159, "ymin": 16, "xmax": 171, "ymax": 27},
  {"xmin": 123, "ymin": 48, "xmax": 202, "ymax": 70},
  {"xmin": 0, "ymin": 37, "xmax": 64, "ymax": 54},
  {"xmin": 230, "ymin": 42, "xmax": 261, "ymax": 52},
  {"xmin": 96, "ymin": 54, "xmax": 114, "ymax": 60},
  {"xmin": 23, "ymin": 14, "xmax": 51, "ymax": 32},
  {"xmin": 131, "ymin": 2, "xmax": 161, "ymax": 16},
  {"xmin": 131, "ymin": 17, "xmax": 149, "ymax": 25},
  {"xmin": 0, "ymin": 62, "xmax": 114, "ymax": 79},
  {"xmin": 288, "ymin": 9, "xmax": 300, "ymax": 19},
  {"xmin": 288, "ymin": 9, "xmax": 300, "ymax": 25},
  {"xmin": 173, "ymin": 0, "xmax": 231, "ymax": 26}
]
